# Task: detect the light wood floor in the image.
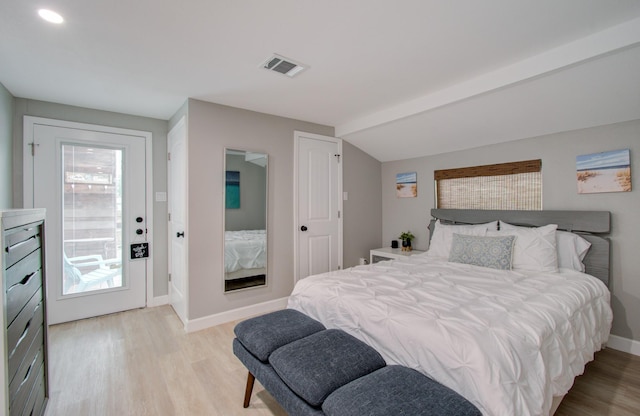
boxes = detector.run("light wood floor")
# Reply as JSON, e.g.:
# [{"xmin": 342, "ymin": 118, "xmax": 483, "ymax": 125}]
[
  {"xmin": 44, "ymin": 305, "xmax": 640, "ymax": 416},
  {"xmin": 44, "ymin": 305, "xmax": 286, "ymax": 416},
  {"xmin": 555, "ymin": 344, "xmax": 640, "ymax": 416}
]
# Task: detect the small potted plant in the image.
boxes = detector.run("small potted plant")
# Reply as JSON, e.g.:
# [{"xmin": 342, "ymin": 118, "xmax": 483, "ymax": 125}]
[{"xmin": 398, "ymin": 231, "xmax": 415, "ymax": 251}]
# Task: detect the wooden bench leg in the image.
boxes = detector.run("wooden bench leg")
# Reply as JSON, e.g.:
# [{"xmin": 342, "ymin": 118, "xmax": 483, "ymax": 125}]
[{"xmin": 243, "ymin": 371, "xmax": 256, "ymax": 408}]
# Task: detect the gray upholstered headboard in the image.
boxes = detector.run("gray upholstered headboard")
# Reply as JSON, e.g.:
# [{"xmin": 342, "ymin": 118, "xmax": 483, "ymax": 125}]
[{"xmin": 428, "ymin": 209, "xmax": 611, "ymax": 286}]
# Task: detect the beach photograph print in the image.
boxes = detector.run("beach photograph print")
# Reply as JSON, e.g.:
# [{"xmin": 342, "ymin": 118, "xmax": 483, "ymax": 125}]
[
  {"xmin": 576, "ymin": 149, "xmax": 631, "ymax": 194},
  {"xmin": 396, "ymin": 172, "xmax": 417, "ymax": 198}
]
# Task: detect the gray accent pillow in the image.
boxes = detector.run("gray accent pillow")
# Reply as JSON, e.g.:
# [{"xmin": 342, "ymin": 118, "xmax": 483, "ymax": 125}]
[{"xmin": 449, "ymin": 233, "xmax": 516, "ymax": 270}]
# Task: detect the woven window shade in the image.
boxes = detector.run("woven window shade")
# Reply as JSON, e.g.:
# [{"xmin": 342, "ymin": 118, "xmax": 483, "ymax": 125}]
[{"xmin": 435, "ymin": 160, "xmax": 542, "ymax": 210}]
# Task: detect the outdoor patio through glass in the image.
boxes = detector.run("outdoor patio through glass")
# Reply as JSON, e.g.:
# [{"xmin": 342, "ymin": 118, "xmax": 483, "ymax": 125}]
[{"xmin": 62, "ymin": 144, "xmax": 123, "ymax": 295}]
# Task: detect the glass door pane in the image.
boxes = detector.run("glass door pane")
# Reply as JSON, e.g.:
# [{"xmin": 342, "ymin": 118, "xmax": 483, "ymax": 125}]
[{"xmin": 62, "ymin": 144, "xmax": 123, "ymax": 295}]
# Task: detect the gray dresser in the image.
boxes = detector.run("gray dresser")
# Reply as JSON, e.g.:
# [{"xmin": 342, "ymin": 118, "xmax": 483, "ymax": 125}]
[{"xmin": 1, "ymin": 209, "xmax": 48, "ymax": 416}]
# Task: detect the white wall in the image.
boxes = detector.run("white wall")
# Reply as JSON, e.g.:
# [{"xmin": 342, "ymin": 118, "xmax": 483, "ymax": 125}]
[
  {"xmin": 382, "ymin": 119, "xmax": 640, "ymax": 342},
  {"xmin": 0, "ymin": 83, "xmax": 13, "ymax": 208}
]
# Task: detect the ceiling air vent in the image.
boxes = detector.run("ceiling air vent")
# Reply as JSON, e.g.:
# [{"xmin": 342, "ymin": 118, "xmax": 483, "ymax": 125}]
[{"xmin": 261, "ymin": 54, "xmax": 307, "ymax": 77}]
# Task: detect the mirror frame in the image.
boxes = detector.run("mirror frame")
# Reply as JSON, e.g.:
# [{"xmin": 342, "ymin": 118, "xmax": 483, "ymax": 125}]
[{"xmin": 223, "ymin": 148, "xmax": 269, "ymax": 292}]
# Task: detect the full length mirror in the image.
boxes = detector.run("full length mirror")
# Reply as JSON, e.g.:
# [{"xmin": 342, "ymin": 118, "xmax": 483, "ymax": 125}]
[{"xmin": 224, "ymin": 149, "xmax": 268, "ymax": 292}]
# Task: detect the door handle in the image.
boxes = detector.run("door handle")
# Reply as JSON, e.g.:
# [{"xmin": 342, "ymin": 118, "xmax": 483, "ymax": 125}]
[
  {"xmin": 176, "ymin": 231, "xmax": 185, "ymax": 238},
  {"xmin": 300, "ymin": 226, "xmax": 308, "ymax": 231}
]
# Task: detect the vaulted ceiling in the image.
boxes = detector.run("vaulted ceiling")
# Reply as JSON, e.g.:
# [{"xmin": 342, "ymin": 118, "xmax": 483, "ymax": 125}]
[{"xmin": 2, "ymin": 1, "xmax": 639, "ymax": 161}]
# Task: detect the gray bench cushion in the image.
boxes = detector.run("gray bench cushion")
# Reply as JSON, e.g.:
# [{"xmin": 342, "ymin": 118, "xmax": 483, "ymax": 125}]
[
  {"xmin": 269, "ymin": 329, "xmax": 386, "ymax": 407},
  {"xmin": 234, "ymin": 309, "xmax": 325, "ymax": 362},
  {"xmin": 232, "ymin": 339, "xmax": 324, "ymax": 416},
  {"xmin": 322, "ymin": 365, "xmax": 482, "ymax": 416}
]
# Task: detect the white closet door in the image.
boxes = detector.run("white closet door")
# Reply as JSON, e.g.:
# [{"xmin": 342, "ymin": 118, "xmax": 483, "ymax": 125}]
[{"xmin": 294, "ymin": 131, "xmax": 342, "ymax": 280}]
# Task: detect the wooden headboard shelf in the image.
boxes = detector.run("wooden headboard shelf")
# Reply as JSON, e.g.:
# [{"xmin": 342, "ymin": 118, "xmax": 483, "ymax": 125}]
[{"xmin": 429, "ymin": 209, "xmax": 611, "ymax": 286}]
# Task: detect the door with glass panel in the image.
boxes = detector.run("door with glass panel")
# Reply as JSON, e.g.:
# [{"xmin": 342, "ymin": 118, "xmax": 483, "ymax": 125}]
[{"xmin": 24, "ymin": 119, "xmax": 148, "ymax": 325}]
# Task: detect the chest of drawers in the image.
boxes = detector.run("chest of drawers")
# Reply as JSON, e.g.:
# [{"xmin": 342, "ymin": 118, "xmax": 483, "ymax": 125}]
[{"xmin": 1, "ymin": 209, "xmax": 48, "ymax": 416}]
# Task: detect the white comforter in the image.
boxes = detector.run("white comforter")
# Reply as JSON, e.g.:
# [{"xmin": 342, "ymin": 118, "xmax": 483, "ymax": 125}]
[
  {"xmin": 224, "ymin": 230, "xmax": 266, "ymax": 273},
  {"xmin": 288, "ymin": 254, "xmax": 612, "ymax": 416}
]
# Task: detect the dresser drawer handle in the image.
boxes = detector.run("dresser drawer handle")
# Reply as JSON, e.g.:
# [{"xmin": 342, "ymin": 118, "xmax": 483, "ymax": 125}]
[
  {"xmin": 20, "ymin": 353, "xmax": 39, "ymax": 389},
  {"xmin": 7, "ymin": 271, "xmax": 37, "ymax": 293},
  {"xmin": 10, "ymin": 314, "xmax": 34, "ymax": 358},
  {"xmin": 6, "ymin": 235, "xmax": 37, "ymax": 253}
]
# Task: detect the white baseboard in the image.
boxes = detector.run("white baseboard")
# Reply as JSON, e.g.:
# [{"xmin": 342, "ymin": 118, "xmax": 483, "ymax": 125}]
[
  {"xmin": 147, "ymin": 295, "xmax": 169, "ymax": 308},
  {"xmin": 184, "ymin": 297, "xmax": 289, "ymax": 333},
  {"xmin": 606, "ymin": 334, "xmax": 640, "ymax": 356}
]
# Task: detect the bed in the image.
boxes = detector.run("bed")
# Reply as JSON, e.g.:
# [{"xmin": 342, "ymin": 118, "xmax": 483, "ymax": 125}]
[
  {"xmin": 288, "ymin": 209, "xmax": 613, "ymax": 416},
  {"xmin": 224, "ymin": 230, "xmax": 266, "ymax": 280}
]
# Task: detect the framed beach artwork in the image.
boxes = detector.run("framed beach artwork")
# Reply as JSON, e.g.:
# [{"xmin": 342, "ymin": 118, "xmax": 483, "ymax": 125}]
[
  {"xmin": 576, "ymin": 149, "xmax": 631, "ymax": 194},
  {"xmin": 396, "ymin": 172, "xmax": 417, "ymax": 198}
]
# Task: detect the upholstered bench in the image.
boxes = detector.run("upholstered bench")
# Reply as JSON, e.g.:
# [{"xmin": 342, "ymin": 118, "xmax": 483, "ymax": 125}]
[{"xmin": 233, "ymin": 309, "xmax": 481, "ymax": 416}]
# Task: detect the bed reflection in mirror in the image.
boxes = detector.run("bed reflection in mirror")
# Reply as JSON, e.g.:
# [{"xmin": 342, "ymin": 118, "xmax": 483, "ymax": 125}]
[{"xmin": 224, "ymin": 149, "xmax": 268, "ymax": 292}]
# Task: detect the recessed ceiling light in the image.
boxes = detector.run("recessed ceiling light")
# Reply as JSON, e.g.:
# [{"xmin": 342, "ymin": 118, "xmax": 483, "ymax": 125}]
[{"xmin": 38, "ymin": 9, "xmax": 64, "ymax": 24}]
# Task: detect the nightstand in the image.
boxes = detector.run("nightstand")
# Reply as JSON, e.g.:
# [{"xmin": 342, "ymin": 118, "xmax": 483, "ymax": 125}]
[{"xmin": 369, "ymin": 247, "xmax": 425, "ymax": 264}]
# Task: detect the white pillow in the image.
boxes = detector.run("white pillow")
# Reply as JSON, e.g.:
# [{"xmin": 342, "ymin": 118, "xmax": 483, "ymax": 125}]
[
  {"xmin": 427, "ymin": 220, "xmax": 498, "ymax": 259},
  {"xmin": 556, "ymin": 230, "xmax": 591, "ymax": 272},
  {"xmin": 496, "ymin": 222, "xmax": 559, "ymax": 272}
]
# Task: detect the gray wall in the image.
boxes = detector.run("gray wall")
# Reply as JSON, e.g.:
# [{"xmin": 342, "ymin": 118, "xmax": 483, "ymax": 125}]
[
  {"xmin": 342, "ymin": 140, "xmax": 383, "ymax": 267},
  {"xmin": 381, "ymin": 119, "xmax": 640, "ymax": 342},
  {"xmin": 225, "ymin": 153, "xmax": 267, "ymax": 231},
  {"xmin": 0, "ymin": 83, "xmax": 13, "ymax": 208},
  {"xmin": 185, "ymin": 99, "xmax": 334, "ymax": 320},
  {"xmin": 12, "ymin": 99, "xmax": 170, "ymax": 298}
]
